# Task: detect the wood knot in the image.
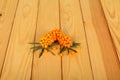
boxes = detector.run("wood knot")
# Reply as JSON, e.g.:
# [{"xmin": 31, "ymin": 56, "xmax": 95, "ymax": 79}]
[{"xmin": 0, "ymin": 13, "xmax": 2, "ymax": 16}]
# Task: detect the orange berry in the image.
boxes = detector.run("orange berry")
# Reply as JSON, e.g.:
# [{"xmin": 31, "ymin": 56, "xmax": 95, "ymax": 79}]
[
  {"xmin": 44, "ymin": 49, "xmax": 48, "ymax": 53},
  {"xmin": 59, "ymin": 54, "xmax": 63, "ymax": 56},
  {"xmin": 39, "ymin": 29, "xmax": 73, "ymax": 48}
]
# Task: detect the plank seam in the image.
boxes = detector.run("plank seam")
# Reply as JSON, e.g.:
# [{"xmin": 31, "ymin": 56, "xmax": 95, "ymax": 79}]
[
  {"xmin": 78, "ymin": 0, "xmax": 94, "ymax": 79},
  {"xmin": 30, "ymin": 0, "xmax": 40, "ymax": 80},
  {"xmin": 58, "ymin": 0, "xmax": 63, "ymax": 80},
  {"xmin": 59, "ymin": 0, "xmax": 61, "ymax": 30},
  {"xmin": 0, "ymin": 0, "xmax": 20, "ymax": 78}
]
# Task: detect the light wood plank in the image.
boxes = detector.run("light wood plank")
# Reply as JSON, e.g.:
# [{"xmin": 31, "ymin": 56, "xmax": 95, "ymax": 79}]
[
  {"xmin": 80, "ymin": 0, "xmax": 107, "ymax": 79},
  {"xmin": 80, "ymin": 0, "xmax": 120, "ymax": 80},
  {"xmin": 0, "ymin": 0, "xmax": 18, "ymax": 74},
  {"xmin": 60, "ymin": 0, "xmax": 93, "ymax": 80},
  {"xmin": 100, "ymin": 0, "xmax": 120, "ymax": 61},
  {"xmin": 32, "ymin": 0, "xmax": 61, "ymax": 80},
  {"xmin": 0, "ymin": 0, "xmax": 38, "ymax": 79}
]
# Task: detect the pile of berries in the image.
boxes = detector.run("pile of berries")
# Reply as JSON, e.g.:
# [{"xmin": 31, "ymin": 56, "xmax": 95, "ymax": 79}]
[
  {"xmin": 30, "ymin": 29, "xmax": 80, "ymax": 57},
  {"xmin": 39, "ymin": 29, "xmax": 72, "ymax": 48}
]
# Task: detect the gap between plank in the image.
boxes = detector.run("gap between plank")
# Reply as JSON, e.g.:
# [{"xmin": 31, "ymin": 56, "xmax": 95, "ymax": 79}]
[
  {"xmin": 58, "ymin": 0, "xmax": 63, "ymax": 80},
  {"xmin": 78, "ymin": 0, "xmax": 94, "ymax": 79},
  {"xmin": 59, "ymin": 0, "xmax": 62, "ymax": 30},
  {"xmin": 30, "ymin": 0, "xmax": 40, "ymax": 80},
  {"xmin": 0, "ymin": 0, "xmax": 20, "ymax": 78}
]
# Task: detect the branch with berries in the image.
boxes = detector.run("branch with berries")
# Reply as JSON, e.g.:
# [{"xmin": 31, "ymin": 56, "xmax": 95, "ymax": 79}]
[{"xmin": 29, "ymin": 29, "xmax": 80, "ymax": 58}]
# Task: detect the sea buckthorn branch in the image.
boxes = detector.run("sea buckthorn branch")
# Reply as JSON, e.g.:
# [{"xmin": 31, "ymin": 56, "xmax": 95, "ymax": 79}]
[
  {"xmin": 29, "ymin": 43, "xmax": 55, "ymax": 57},
  {"xmin": 29, "ymin": 29, "xmax": 80, "ymax": 57},
  {"xmin": 59, "ymin": 42, "xmax": 80, "ymax": 56}
]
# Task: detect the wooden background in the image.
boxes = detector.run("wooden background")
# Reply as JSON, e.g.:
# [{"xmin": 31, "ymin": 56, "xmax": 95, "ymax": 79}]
[{"xmin": 0, "ymin": 0, "xmax": 120, "ymax": 80}]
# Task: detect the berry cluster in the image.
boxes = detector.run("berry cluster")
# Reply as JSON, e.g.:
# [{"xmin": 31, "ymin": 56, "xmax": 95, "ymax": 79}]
[
  {"xmin": 39, "ymin": 29, "xmax": 72, "ymax": 48},
  {"xmin": 30, "ymin": 29, "xmax": 80, "ymax": 57}
]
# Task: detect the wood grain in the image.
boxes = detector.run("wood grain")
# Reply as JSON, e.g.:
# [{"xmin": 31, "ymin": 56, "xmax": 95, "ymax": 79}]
[
  {"xmin": 80, "ymin": 0, "xmax": 120, "ymax": 80},
  {"xmin": 60, "ymin": 0, "xmax": 93, "ymax": 80},
  {"xmin": 80, "ymin": 0, "xmax": 107, "ymax": 79},
  {"xmin": 0, "ymin": 0, "xmax": 120, "ymax": 79},
  {"xmin": 0, "ymin": 0, "xmax": 38, "ymax": 79},
  {"xmin": 32, "ymin": 0, "xmax": 61, "ymax": 80},
  {"xmin": 0, "ymin": 0, "xmax": 19, "ymax": 74},
  {"xmin": 100, "ymin": 0, "xmax": 120, "ymax": 61}
]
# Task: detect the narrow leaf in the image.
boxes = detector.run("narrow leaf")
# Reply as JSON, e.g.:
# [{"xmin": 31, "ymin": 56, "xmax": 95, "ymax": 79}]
[
  {"xmin": 46, "ymin": 48, "xmax": 55, "ymax": 55},
  {"xmin": 50, "ymin": 42, "xmax": 59, "ymax": 47},
  {"xmin": 30, "ymin": 46, "xmax": 42, "ymax": 49},
  {"xmin": 69, "ymin": 48, "xmax": 77, "ymax": 53},
  {"xmin": 39, "ymin": 49, "xmax": 44, "ymax": 58},
  {"xmin": 59, "ymin": 47, "xmax": 66, "ymax": 54},
  {"xmin": 71, "ymin": 42, "xmax": 80, "ymax": 47},
  {"xmin": 29, "ymin": 42, "xmax": 40, "ymax": 44},
  {"xmin": 33, "ymin": 46, "xmax": 42, "ymax": 52},
  {"xmin": 67, "ymin": 48, "xmax": 70, "ymax": 55}
]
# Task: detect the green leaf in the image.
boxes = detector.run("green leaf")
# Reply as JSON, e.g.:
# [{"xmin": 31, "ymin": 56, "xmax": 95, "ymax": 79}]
[
  {"xmin": 71, "ymin": 42, "xmax": 80, "ymax": 48},
  {"xmin": 50, "ymin": 42, "xmax": 59, "ymax": 47},
  {"xmin": 39, "ymin": 49, "xmax": 44, "ymax": 58},
  {"xmin": 59, "ymin": 47, "xmax": 66, "ymax": 54},
  {"xmin": 69, "ymin": 48, "xmax": 77, "ymax": 53},
  {"xmin": 30, "ymin": 46, "xmax": 42, "ymax": 49},
  {"xmin": 73, "ymin": 42, "xmax": 80, "ymax": 46},
  {"xmin": 48, "ymin": 42, "xmax": 59, "ymax": 50},
  {"xmin": 67, "ymin": 48, "xmax": 70, "ymax": 55},
  {"xmin": 46, "ymin": 48, "xmax": 55, "ymax": 55},
  {"xmin": 32, "ymin": 46, "xmax": 42, "ymax": 52},
  {"xmin": 29, "ymin": 42, "xmax": 40, "ymax": 44}
]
